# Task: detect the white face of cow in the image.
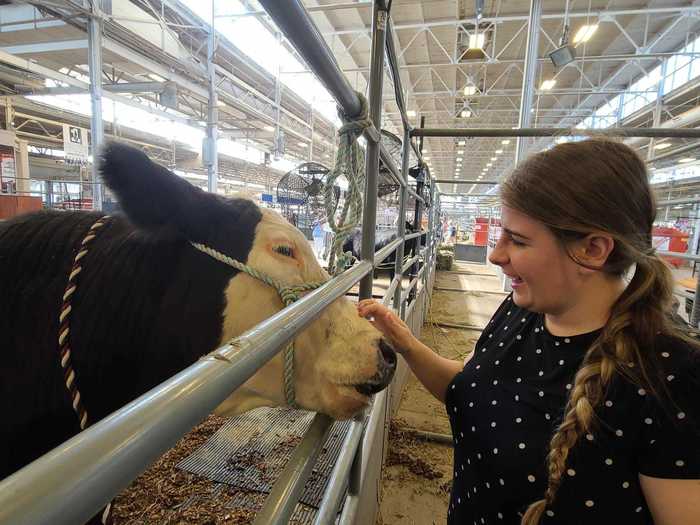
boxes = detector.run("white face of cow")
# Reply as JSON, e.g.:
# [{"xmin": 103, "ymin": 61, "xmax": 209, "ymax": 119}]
[{"xmin": 214, "ymin": 208, "xmax": 396, "ymax": 420}]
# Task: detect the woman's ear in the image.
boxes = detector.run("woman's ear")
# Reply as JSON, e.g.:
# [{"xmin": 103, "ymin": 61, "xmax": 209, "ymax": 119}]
[{"xmin": 574, "ymin": 233, "xmax": 615, "ymax": 270}]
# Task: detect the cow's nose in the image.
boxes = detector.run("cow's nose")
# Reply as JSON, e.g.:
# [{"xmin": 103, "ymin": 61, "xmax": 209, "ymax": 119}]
[{"xmin": 379, "ymin": 338, "xmax": 397, "ymax": 369}]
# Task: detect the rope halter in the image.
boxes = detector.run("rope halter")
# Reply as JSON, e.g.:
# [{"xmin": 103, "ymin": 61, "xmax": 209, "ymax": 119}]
[{"xmin": 190, "ymin": 241, "xmax": 327, "ymax": 407}]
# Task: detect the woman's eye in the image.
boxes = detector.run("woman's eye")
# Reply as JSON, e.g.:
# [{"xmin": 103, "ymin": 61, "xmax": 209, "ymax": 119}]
[
  {"xmin": 512, "ymin": 238, "xmax": 526, "ymax": 247},
  {"xmin": 274, "ymin": 245, "xmax": 294, "ymax": 257}
]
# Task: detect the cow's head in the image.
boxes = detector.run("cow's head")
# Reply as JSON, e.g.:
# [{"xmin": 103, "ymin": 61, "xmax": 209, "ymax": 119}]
[{"xmin": 100, "ymin": 143, "xmax": 396, "ymax": 420}]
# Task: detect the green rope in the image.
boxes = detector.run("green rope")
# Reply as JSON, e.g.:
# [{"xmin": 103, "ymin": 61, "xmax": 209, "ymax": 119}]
[
  {"xmin": 325, "ymin": 92, "xmax": 373, "ymax": 275},
  {"xmin": 190, "ymin": 241, "xmax": 327, "ymax": 408}
]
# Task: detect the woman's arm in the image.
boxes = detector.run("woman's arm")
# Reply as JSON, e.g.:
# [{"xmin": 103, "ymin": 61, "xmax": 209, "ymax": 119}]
[
  {"xmin": 357, "ymin": 299, "xmax": 465, "ymax": 403},
  {"xmin": 639, "ymin": 475, "xmax": 700, "ymax": 524}
]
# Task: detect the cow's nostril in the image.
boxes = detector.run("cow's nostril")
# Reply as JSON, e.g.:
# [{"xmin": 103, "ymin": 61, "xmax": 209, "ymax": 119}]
[{"xmin": 379, "ymin": 338, "xmax": 397, "ymax": 368}]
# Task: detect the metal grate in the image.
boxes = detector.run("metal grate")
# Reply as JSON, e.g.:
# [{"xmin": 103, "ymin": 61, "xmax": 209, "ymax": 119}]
[{"xmin": 177, "ymin": 407, "xmax": 350, "ymax": 511}]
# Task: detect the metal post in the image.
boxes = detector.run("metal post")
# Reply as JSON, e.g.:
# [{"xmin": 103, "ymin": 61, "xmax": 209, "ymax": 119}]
[
  {"xmin": 87, "ymin": 3, "xmax": 104, "ymax": 211},
  {"xmin": 515, "ymin": 0, "xmax": 542, "ymax": 165},
  {"xmin": 205, "ymin": 3, "xmax": 218, "ymax": 194},
  {"xmin": 393, "ymin": 128, "xmax": 411, "ymax": 315}
]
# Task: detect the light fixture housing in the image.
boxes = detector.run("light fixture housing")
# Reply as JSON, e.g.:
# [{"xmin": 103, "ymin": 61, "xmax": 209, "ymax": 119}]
[
  {"xmin": 461, "ymin": 109, "xmax": 472, "ymax": 118},
  {"xmin": 548, "ymin": 44, "xmax": 576, "ymax": 68},
  {"xmin": 654, "ymin": 142, "xmax": 671, "ymax": 150},
  {"xmin": 540, "ymin": 79, "xmax": 556, "ymax": 90},
  {"xmin": 502, "ymin": 140, "xmax": 510, "ymax": 145},
  {"xmin": 573, "ymin": 24, "xmax": 598, "ymax": 44},
  {"xmin": 407, "ymin": 110, "xmax": 417, "ymax": 117},
  {"xmin": 463, "ymin": 85, "xmax": 477, "ymax": 96}
]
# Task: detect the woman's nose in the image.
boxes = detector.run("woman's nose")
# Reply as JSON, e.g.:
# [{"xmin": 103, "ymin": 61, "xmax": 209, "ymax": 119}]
[{"xmin": 488, "ymin": 238, "xmax": 508, "ymax": 266}]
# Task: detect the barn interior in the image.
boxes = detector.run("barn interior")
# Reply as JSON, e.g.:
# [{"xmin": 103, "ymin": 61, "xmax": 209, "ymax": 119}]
[{"xmin": 1, "ymin": 1, "xmax": 700, "ymax": 524}]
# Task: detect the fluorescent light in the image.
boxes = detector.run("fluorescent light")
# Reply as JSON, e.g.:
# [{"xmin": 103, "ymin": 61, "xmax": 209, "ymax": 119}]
[
  {"xmin": 502, "ymin": 140, "xmax": 510, "ymax": 145},
  {"xmin": 540, "ymin": 79, "xmax": 556, "ymax": 90},
  {"xmin": 679, "ymin": 157, "xmax": 696, "ymax": 163},
  {"xmin": 217, "ymin": 100, "xmax": 226, "ymax": 107},
  {"xmin": 148, "ymin": 73, "xmax": 166, "ymax": 82},
  {"xmin": 454, "ymin": 175, "xmax": 459, "ymax": 179},
  {"xmin": 424, "ymin": 156, "xmax": 431, "ymax": 160},
  {"xmin": 495, "ymin": 149, "xmax": 503, "ymax": 154},
  {"xmin": 457, "ymin": 157, "xmax": 463, "ymax": 161},
  {"xmin": 654, "ymin": 142, "xmax": 672, "ymax": 150},
  {"xmin": 298, "ymin": 141, "xmax": 308, "ymax": 147},
  {"xmin": 491, "ymin": 157, "xmax": 497, "ymax": 161},
  {"xmin": 458, "ymin": 140, "xmax": 466, "ymax": 146},
  {"xmin": 457, "ymin": 150, "xmax": 464, "ymax": 154},
  {"xmin": 573, "ymin": 24, "xmax": 598, "ymax": 44},
  {"xmin": 264, "ymin": 125, "xmax": 275, "ymax": 132},
  {"xmin": 463, "ymin": 85, "xmax": 477, "ymax": 96},
  {"xmin": 487, "ymin": 163, "xmax": 493, "ymax": 167},
  {"xmin": 407, "ymin": 110, "xmax": 417, "ymax": 117},
  {"xmin": 469, "ymin": 34, "xmax": 485, "ymax": 49},
  {"xmin": 461, "ymin": 109, "xmax": 472, "ymax": 118}
]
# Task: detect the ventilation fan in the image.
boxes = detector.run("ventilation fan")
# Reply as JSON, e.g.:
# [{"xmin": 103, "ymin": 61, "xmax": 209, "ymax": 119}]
[
  {"xmin": 276, "ymin": 162, "xmax": 333, "ymax": 237},
  {"xmin": 379, "ymin": 130, "xmax": 402, "ymax": 198}
]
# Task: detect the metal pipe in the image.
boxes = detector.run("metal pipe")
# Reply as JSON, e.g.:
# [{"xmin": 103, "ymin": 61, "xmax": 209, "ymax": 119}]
[
  {"xmin": 394, "ymin": 128, "xmax": 411, "ymax": 314},
  {"xmin": 434, "ymin": 179, "xmax": 498, "ymax": 184},
  {"xmin": 0, "ymin": 261, "xmax": 372, "ymax": 525},
  {"xmin": 657, "ymin": 250, "xmax": 700, "ymax": 262},
  {"xmin": 252, "ymin": 414, "xmax": 334, "ymax": 525},
  {"xmin": 87, "ymin": 8, "xmax": 104, "ymax": 211},
  {"xmin": 657, "ymin": 197, "xmax": 700, "ymax": 207},
  {"xmin": 258, "ymin": 0, "xmax": 363, "ymax": 118},
  {"xmin": 407, "ymin": 186, "xmax": 424, "ymax": 203},
  {"xmin": 404, "ymin": 231, "xmax": 423, "ymax": 241},
  {"xmin": 383, "ymin": 275, "xmax": 401, "ymax": 307},
  {"xmin": 206, "ymin": 6, "xmax": 218, "ymax": 194},
  {"xmin": 379, "ymin": 141, "xmax": 405, "ymax": 187},
  {"xmin": 312, "ymin": 420, "xmax": 365, "ymax": 525},
  {"xmin": 412, "ymin": 127, "xmax": 700, "ymax": 138},
  {"xmin": 402, "ymin": 254, "xmax": 421, "ymax": 273},
  {"xmin": 374, "ymin": 237, "xmax": 403, "ymax": 266},
  {"xmin": 516, "ymin": 0, "xmax": 542, "ymax": 165}
]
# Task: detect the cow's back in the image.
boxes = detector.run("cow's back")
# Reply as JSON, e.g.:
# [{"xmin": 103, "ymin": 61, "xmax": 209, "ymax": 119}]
[{"xmin": 0, "ymin": 210, "xmax": 234, "ymax": 478}]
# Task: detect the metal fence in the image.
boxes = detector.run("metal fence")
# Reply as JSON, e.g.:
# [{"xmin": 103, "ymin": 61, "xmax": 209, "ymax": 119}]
[{"xmin": 0, "ymin": 1, "xmax": 439, "ymax": 524}]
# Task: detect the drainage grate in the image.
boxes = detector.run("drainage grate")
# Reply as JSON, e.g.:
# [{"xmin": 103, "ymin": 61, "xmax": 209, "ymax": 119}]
[{"xmin": 177, "ymin": 407, "xmax": 351, "ymax": 510}]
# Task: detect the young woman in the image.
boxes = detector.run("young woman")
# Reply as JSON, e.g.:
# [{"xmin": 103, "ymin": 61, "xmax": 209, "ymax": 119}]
[{"xmin": 358, "ymin": 139, "xmax": 699, "ymax": 524}]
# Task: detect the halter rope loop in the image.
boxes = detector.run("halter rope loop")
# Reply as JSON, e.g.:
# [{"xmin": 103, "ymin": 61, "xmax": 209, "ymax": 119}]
[
  {"xmin": 324, "ymin": 91, "xmax": 372, "ymax": 275},
  {"xmin": 190, "ymin": 241, "xmax": 327, "ymax": 407}
]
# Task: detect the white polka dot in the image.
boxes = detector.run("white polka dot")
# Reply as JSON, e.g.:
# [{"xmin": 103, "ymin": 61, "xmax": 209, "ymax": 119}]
[
  {"xmin": 517, "ymin": 356, "xmax": 522, "ymax": 361},
  {"xmin": 661, "ymin": 351, "xmax": 670, "ymax": 358},
  {"xmin": 515, "ymin": 395, "xmax": 520, "ymax": 401},
  {"xmin": 644, "ymin": 418, "xmax": 653, "ymax": 425},
  {"xmin": 493, "ymin": 448, "xmax": 498, "ymax": 454},
  {"xmin": 538, "ymin": 371, "xmax": 544, "ymax": 377},
  {"xmin": 516, "ymin": 334, "xmax": 522, "ymax": 340},
  {"xmin": 555, "ymin": 341, "xmax": 560, "ymax": 346},
  {"xmin": 493, "ymin": 380, "xmax": 499, "ymax": 385},
  {"xmin": 471, "ymin": 382, "xmax": 477, "ymax": 387},
  {"xmin": 482, "ymin": 347, "xmax": 487, "ymax": 353},
  {"xmin": 451, "ymin": 384, "xmax": 456, "ymax": 389},
  {"xmin": 453, "ymin": 407, "xmax": 457, "ymax": 413},
  {"xmin": 622, "ymin": 481, "xmax": 630, "ymax": 489},
  {"xmin": 585, "ymin": 500, "xmax": 594, "ymax": 508},
  {"xmin": 635, "ymin": 507, "xmax": 642, "ymax": 513},
  {"xmin": 507, "ymin": 310, "xmax": 511, "ymax": 315},
  {"xmin": 536, "ymin": 348, "xmax": 542, "ymax": 354},
  {"xmin": 499, "ymin": 478, "xmax": 504, "ymax": 486},
  {"xmin": 475, "ymin": 364, "xmax": 481, "ymax": 370},
  {"xmin": 460, "ymin": 432, "xmax": 464, "ymax": 438},
  {"xmin": 605, "ymin": 458, "xmax": 613, "ymax": 466},
  {"xmin": 538, "ymin": 391, "xmax": 544, "ymax": 397},
  {"xmin": 535, "ymin": 328, "xmax": 540, "ymax": 333},
  {"xmin": 461, "ymin": 464, "xmax": 464, "ymax": 471},
  {"xmin": 522, "ymin": 318, "xmax": 526, "ymax": 323},
  {"xmin": 467, "ymin": 458, "xmax": 471, "ymax": 464},
  {"xmin": 567, "ymin": 469, "xmax": 576, "ymax": 476},
  {"xmin": 605, "ymin": 400, "xmax": 613, "ymax": 407},
  {"xmin": 546, "ymin": 510, "xmax": 555, "ymax": 517},
  {"xmin": 492, "ymin": 400, "xmax": 498, "ymax": 405},
  {"xmin": 558, "ymin": 359, "xmax": 565, "ymax": 365},
  {"xmin": 491, "ymin": 421, "xmax": 497, "ymax": 428},
  {"xmin": 545, "ymin": 413, "xmax": 551, "ymax": 420},
  {"xmin": 477, "ymin": 453, "xmax": 482, "ymax": 459},
  {"xmin": 516, "ymin": 417, "xmax": 522, "ymax": 423},
  {"xmin": 468, "ymin": 401, "xmax": 474, "ymax": 407},
  {"xmin": 564, "ymin": 338, "xmax": 571, "ymax": 343},
  {"xmin": 638, "ymin": 388, "xmax": 646, "ymax": 396},
  {"xmin": 650, "ymin": 439, "xmax": 656, "ymax": 445},
  {"xmin": 486, "ymin": 482, "xmax": 490, "ymax": 489},
  {"xmin": 471, "ymin": 426, "xmax": 476, "ymax": 432},
  {"xmin": 489, "ymin": 334, "xmax": 493, "ymax": 338},
  {"xmin": 615, "ymin": 429, "xmax": 624, "ymax": 437},
  {"xmin": 527, "ymin": 474, "xmax": 536, "ymax": 482},
  {"xmin": 566, "ymin": 383, "xmax": 572, "ymax": 390},
  {"xmin": 678, "ymin": 412, "xmax": 686, "ymax": 419},
  {"xmin": 498, "ymin": 512, "xmax": 504, "ymax": 519},
  {"xmin": 516, "ymin": 377, "xmax": 522, "ymax": 383},
  {"xmin": 676, "ymin": 460, "xmax": 685, "ymax": 467},
  {"xmin": 495, "ymin": 360, "xmax": 500, "ymax": 365},
  {"xmin": 627, "ymin": 362, "xmax": 635, "ymax": 368},
  {"xmin": 458, "ymin": 497, "xmax": 461, "ymax": 504},
  {"xmin": 586, "ymin": 433, "xmax": 594, "ymax": 441},
  {"xmin": 667, "ymin": 374, "xmax": 675, "ymax": 382},
  {"xmin": 498, "ymin": 342, "xmax": 504, "ymax": 347},
  {"xmin": 504, "ymin": 326, "xmax": 508, "ymax": 331},
  {"xmin": 518, "ymin": 442, "xmax": 526, "ymax": 449}
]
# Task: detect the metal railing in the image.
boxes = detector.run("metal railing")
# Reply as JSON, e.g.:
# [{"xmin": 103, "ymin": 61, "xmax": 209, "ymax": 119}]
[{"xmin": 0, "ymin": 2, "xmax": 440, "ymax": 525}]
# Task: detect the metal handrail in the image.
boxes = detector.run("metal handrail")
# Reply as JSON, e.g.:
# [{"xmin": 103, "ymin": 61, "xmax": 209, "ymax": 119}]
[
  {"xmin": 374, "ymin": 237, "xmax": 403, "ymax": 266},
  {"xmin": 411, "ymin": 127, "xmax": 700, "ymax": 138}
]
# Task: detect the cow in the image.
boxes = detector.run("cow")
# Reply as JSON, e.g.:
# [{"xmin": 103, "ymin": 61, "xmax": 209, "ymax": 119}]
[
  {"xmin": 0, "ymin": 142, "xmax": 397, "ymax": 483},
  {"xmin": 342, "ymin": 221, "xmax": 427, "ymax": 281}
]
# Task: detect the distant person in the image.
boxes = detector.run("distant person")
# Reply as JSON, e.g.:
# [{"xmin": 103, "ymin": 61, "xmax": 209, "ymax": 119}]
[{"xmin": 359, "ymin": 139, "xmax": 700, "ymax": 524}]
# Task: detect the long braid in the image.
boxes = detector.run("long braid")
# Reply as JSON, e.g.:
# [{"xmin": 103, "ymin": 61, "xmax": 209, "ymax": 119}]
[{"xmin": 522, "ymin": 254, "xmax": 678, "ymax": 524}]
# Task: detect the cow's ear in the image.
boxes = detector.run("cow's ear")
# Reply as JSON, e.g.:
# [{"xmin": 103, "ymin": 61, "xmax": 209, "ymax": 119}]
[{"xmin": 99, "ymin": 142, "xmax": 220, "ymax": 239}]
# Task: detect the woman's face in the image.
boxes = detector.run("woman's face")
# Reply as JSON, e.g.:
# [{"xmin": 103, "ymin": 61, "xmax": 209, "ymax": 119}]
[{"xmin": 488, "ymin": 206, "xmax": 584, "ymax": 314}]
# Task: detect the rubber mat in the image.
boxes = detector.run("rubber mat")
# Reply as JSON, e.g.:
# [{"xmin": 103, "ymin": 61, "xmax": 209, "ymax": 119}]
[{"xmin": 177, "ymin": 407, "xmax": 351, "ymax": 510}]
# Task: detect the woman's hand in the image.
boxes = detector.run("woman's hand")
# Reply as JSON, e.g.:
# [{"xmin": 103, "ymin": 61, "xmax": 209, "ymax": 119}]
[{"xmin": 357, "ymin": 299, "xmax": 417, "ymax": 355}]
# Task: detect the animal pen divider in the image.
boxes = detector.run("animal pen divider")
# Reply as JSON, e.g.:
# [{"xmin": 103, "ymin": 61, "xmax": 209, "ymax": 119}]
[{"xmin": 0, "ymin": 2, "xmax": 438, "ymax": 525}]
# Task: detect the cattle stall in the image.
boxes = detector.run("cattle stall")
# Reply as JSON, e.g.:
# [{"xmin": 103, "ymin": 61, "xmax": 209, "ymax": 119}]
[{"xmin": 0, "ymin": 1, "xmax": 440, "ymax": 524}]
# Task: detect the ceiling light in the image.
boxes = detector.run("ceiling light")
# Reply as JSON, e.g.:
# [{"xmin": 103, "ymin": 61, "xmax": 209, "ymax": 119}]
[
  {"xmin": 424, "ymin": 156, "xmax": 431, "ymax": 160},
  {"xmin": 463, "ymin": 85, "xmax": 477, "ymax": 96},
  {"xmin": 502, "ymin": 140, "xmax": 510, "ymax": 145},
  {"xmin": 679, "ymin": 157, "xmax": 696, "ymax": 163},
  {"xmin": 298, "ymin": 142, "xmax": 308, "ymax": 147},
  {"xmin": 457, "ymin": 150, "xmax": 464, "ymax": 154},
  {"xmin": 573, "ymin": 24, "xmax": 598, "ymax": 44},
  {"xmin": 654, "ymin": 142, "xmax": 672, "ymax": 150},
  {"xmin": 469, "ymin": 34, "xmax": 486, "ymax": 49},
  {"xmin": 540, "ymin": 79, "xmax": 556, "ymax": 90},
  {"xmin": 148, "ymin": 73, "xmax": 166, "ymax": 82},
  {"xmin": 461, "ymin": 109, "xmax": 472, "ymax": 118},
  {"xmin": 457, "ymin": 157, "xmax": 463, "ymax": 161},
  {"xmin": 491, "ymin": 157, "xmax": 497, "ymax": 161},
  {"xmin": 495, "ymin": 149, "xmax": 503, "ymax": 154},
  {"xmin": 487, "ymin": 163, "xmax": 492, "ymax": 167},
  {"xmin": 454, "ymin": 175, "xmax": 459, "ymax": 179},
  {"xmin": 458, "ymin": 140, "xmax": 466, "ymax": 146},
  {"xmin": 264, "ymin": 125, "xmax": 275, "ymax": 132},
  {"xmin": 407, "ymin": 110, "xmax": 417, "ymax": 117},
  {"xmin": 217, "ymin": 100, "xmax": 226, "ymax": 107}
]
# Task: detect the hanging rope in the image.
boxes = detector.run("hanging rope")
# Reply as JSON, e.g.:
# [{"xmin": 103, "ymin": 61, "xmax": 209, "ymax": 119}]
[{"xmin": 324, "ymin": 92, "xmax": 373, "ymax": 275}]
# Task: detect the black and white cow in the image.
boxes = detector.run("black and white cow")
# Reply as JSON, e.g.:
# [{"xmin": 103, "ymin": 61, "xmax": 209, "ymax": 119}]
[{"xmin": 0, "ymin": 142, "xmax": 396, "ymax": 481}]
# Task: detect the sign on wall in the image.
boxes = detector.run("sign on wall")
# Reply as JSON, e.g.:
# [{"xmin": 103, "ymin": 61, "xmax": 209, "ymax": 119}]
[{"xmin": 62, "ymin": 124, "xmax": 89, "ymax": 164}]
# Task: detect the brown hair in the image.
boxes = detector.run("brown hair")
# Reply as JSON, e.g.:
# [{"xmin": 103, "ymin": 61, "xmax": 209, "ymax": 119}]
[{"xmin": 499, "ymin": 139, "xmax": 697, "ymax": 524}]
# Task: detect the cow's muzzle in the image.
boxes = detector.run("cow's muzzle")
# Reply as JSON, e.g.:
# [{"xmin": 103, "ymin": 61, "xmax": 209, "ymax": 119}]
[{"xmin": 354, "ymin": 338, "xmax": 397, "ymax": 396}]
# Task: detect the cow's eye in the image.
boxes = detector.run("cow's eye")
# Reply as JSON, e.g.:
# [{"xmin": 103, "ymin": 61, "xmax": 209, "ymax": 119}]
[{"xmin": 274, "ymin": 245, "xmax": 294, "ymax": 257}]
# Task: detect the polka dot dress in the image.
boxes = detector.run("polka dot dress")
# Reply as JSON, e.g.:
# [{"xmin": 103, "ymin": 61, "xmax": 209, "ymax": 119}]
[{"xmin": 444, "ymin": 295, "xmax": 700, "ymax": 524}]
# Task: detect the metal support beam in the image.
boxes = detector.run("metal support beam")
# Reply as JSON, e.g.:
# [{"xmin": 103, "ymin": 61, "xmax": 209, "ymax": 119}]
[
  {"xmin": 205, "ymin": 6, "xmax": 218, "ymax": 194},
  {"xmin": 411, "ymin": 127, "xmax": 700, "ymax": 139},
  {"xmin": 435, "ymin": 179, "xmax": 498, "ymax": 184},
  {"xmin": 88, "ymin": 4, "xmax": 104, "ymax": 211},
  {"xmin": 516, "ymin": 0, "xmax": 541, "ymax": 166}
]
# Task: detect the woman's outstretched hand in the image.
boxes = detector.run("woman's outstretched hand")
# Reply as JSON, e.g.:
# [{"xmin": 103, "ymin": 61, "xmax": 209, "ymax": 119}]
[{"xmin": 357, "ymin": 299, "xmax": 416, "ymax": 355}]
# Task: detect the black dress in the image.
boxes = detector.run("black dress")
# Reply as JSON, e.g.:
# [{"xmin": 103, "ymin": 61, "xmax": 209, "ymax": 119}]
[{"xmin": 445, "ymin": 295, "xmax": 700, "ymax": 525}]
